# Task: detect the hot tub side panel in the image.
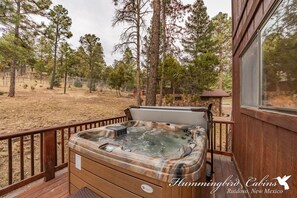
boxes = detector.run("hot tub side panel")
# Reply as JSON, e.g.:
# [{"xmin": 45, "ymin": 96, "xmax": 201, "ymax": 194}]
[{"xmin": 69, "ymin": 149, "xmax": 207, "ymax": 198}]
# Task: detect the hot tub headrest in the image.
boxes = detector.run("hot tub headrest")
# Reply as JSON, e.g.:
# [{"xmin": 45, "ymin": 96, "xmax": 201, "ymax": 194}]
[{"xmin": 127, "ymin": 106, "xmax": 209, "ymax": 129}]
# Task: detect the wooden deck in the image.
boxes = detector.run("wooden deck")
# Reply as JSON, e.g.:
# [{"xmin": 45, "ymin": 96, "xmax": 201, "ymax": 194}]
[{"xmin": 6, "ymin": 154, "xmax": 246, "ymax": 198}]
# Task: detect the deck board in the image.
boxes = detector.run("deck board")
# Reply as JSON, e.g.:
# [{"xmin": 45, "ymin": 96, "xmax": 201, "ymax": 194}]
[{"xmin": 10, "ymin": 154, "xmax": 245, "ymax": 198}]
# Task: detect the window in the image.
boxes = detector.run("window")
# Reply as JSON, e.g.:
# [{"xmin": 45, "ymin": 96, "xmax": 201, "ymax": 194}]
[
  {"xmin": 261, "ymin": 0, "xmax": 297, "ymax": 111},
  {"xmin": 241, "ymin": 37, "xmax": 259, "ymax": 107},
  {"xmin": 240, "ymin": 0, "xmax": 297, "ymax": 113}
]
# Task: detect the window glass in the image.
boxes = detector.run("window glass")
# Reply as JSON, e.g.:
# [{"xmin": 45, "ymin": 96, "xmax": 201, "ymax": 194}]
[
  {"xmin": 261, "ymin": 0, "xmax": 297, "ymax": 110},
  {"xmin": 241, "ymin": 37, "xmax": 259, "ymax": 107}
]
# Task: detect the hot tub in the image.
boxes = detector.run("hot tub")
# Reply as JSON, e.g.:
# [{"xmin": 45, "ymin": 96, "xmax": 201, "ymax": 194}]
[{"xmin": 68, "ymin": 107, "xmax": 210, "ymax": 198}]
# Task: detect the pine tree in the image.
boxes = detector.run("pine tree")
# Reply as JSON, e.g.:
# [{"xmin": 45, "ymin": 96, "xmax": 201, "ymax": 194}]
[
  {"xmin": 112, "ymin": 0, "xmax": 150, "ymax": 105},
  {"xmin": 47, "ymin": 5, "xmax": 72, "ymax": 89},
  {"xmin": 182, "ymin": 0, "xmax": 214, "ymax": 61},
  {"xmin": 59, "ymin": 42, "xmax": 78, "ymax": 94},
  {"xmin": 212, "ymin": 12, "xmax": 232, "ymax": 90},
  {"xmin": 159, "ymin": 0, "xmax": 190, "ymax": 105},
  {"xmin": 34, "ymin": 35, "xmax": 53, "ymax": 81},
  {"xmin": 146, "ymin": 0, "xmax": 161, "ymax": 106},
  {"xmin": 181, "ymin": 0, "xmax": 219, "ymax": 95},
  {"xmin": 0, "ymin": 0, "xmax": 52, "ymax": 97},
  {"xmin": 79, "ymin": 34, "xmax": 106, "ymax": 93}
]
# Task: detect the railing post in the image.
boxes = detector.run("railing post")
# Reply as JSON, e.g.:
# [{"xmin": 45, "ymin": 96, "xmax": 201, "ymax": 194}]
[{"xmin": 43, "ymin": 130, "xmax": 56, "ymax": 182}]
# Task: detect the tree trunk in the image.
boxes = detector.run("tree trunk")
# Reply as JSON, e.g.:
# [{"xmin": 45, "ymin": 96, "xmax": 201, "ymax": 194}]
[
  {"xmin": 9, "ymin": 60, "xmax": 17, "ymax": 97},
  {"xmin": 89, "ymin": 59, "xmax": 93, "ymax": 93},
  {"xmin": 158, "ymin": 0, "xmax": 166, "ymax": 106},
  {"xmin": 8, "ymin": 0, "xmax": 21, "ymax": 97},
  {"xmin": 136, "ymin": 0, "xmax": 141, "ymax": 106},
  {"xmin": 218, "ymin": 64, "xmax": 223, "ymax": 89},
  {"xmin": 146, "ymin": 66, "xmax": 150, "ymax": 96},
  {"xmin": 89, "ymin": 78, "xmax": 92, "ymax": 93},
  {"xmin": 146, "ymin": 0, "xmax": 161, "ymax": 106},
  {"xmin": 218, "ymin": 50, "xmax": 223, "ymax": 90},
  {"xmin": 64, "ymin": 70, "xmax": 67, "ymax": 94},
  {"xmin": 50, "ymin": 27, "xmax": 59, "ymax": 89}
]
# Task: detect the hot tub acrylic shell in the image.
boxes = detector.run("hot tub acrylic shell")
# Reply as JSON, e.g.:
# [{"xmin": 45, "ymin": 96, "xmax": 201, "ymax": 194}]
[{"xmin": 68, "ymin": 120, "xmax": 208, "ymax": 198}]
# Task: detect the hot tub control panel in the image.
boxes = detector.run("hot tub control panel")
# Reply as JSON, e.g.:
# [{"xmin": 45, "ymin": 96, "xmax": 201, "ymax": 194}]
[{"xmin": 106, "ymin": 125, "xmax": 127, "ymax": 137}]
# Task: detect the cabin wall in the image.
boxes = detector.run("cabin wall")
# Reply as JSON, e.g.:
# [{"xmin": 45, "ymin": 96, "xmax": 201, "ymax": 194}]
[{"xmin": 232, "ymin": 0, "xmax": 297, "ymax": 197}]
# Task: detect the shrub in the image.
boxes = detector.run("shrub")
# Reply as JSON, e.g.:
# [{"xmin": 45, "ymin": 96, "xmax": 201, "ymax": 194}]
[
  {"xmin": 165, "ymin": 94, "xmax": 174, "ymax": 105},
  {"xmin": 23, "ymin": 84, "xmax": 28, "ymax": 89},
  {"xmin": 0, "ymin": 91, "xmax": 3, "ymax": 96},
  {"xmin": 87, "ymin": 81, "xmax": 97, "ymax": 91},
  {"xmin": 74, "ymin": 79, "xmax": 83, "ymax": 88},
  {"xmin": 31, "ymin": 85, "xmax": 35, "ymax": 91},
  {"xmin": 49, "ymin": 74, "xmax": 61, "ymax": 87}
]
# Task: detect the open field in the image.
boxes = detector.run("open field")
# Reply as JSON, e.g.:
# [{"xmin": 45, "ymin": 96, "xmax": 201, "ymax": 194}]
[
  {"xmin": 0, "ymin": 80, "xmax": 135, "ymax": 134},
  {"xmin": 0, "ymin": 79, "xmax": 135, "ymax": 188}
]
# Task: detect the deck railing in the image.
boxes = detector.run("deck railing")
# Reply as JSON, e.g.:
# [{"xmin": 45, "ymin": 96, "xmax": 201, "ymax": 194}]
[
  {"xmin": 210, "ymin": 120, "xmax": 234, "ymax": 156},
  {"xmin": 0, "ymin": 116, "xmax": 127, "ymax": 196},
  {"xmin": 0, "ymin": 116, "xmax": 233, "ymax": 196}
]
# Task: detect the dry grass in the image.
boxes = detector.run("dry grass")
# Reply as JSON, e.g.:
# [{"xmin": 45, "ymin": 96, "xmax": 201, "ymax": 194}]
[
  {"xmin": 0, "ymin": 82, "xmax": 135, "ymax": 134},
  {"xmin": 0, "ymin": 80, "xmax": 135, "ymax": 188}
]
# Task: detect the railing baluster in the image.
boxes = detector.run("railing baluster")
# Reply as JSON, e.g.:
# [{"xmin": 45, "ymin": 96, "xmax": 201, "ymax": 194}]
[
  {"xmin": 225, "ymin": 123, "xmax": 229, "ymax": 152},
  {"xmin": 219, "ymin": 123, "xmax": 222, "ymax": 151},
  {"xmin": 61, "ymin": 129, "xmax": 65, "ymax": 164},
  {"xmin": 40, "ymin": 133, "xmax": 44, "ymax": 172},
  {"xmin": 214, "ymin": 122, "xmax": 216, "ymax": 150},
  {"xmin": 54, "ymin": 131, "xmax": 57, "ymax": 166},
  {"xmin": 231, "ymin": 123, "xmax": 234, "ymax": 152},
  {"xmin": 67, "ymin": 127, "xmax": 70, "ymax": 140},
  {"xmin": 80, "ymin": 125, "xmax": 82, "ymax": 131},
  {"xmin": 30, "ymin": 134, "xmax": 34, "ymax": 176},
  {"xmin": 20, "ymin": 136, "xmax": 24, "ymax": 180},
  {"xmin": 8, "ymin": 138, "xmax": 12, "ymax": 185}
]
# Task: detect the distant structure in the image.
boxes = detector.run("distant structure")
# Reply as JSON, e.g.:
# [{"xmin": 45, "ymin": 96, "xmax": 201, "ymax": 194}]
[{"xmin": 201, "ymin": 89, "xmax": 230, "ymax": 116}]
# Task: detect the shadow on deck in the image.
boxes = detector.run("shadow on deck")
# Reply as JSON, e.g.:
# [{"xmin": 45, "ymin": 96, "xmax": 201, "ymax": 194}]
[{"xmin": 6, "ymin": 154, "xmax": 246, "ymax": 198}]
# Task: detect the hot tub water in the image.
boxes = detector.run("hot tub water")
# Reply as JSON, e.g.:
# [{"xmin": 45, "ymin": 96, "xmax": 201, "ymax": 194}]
[{"xmin": 117, "ymin": 126, "xmax": 193, "ymax": 159}]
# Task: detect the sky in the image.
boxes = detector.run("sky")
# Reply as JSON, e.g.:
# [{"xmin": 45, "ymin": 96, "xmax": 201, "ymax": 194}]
[{"xmin": 51, "ymin": 0, "xmax": 232, "ymax": 65}]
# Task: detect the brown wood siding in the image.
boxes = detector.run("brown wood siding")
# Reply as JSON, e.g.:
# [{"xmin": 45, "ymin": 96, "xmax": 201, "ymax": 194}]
[{"xmin": 232, "ymin": 0, "xmax": 297, "ymax": 197}]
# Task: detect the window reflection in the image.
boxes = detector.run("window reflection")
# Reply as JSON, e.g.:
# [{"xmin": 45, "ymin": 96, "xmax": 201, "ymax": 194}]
[{"xmin": 261, "ymin": 0, "xmax": 297, "ymax": 109}]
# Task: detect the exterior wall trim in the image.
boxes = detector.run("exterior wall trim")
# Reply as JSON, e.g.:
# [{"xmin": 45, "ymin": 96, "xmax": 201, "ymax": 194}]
[{"xmin": 241, "ymin": 108, "xmax": 297, "ymax": 133}]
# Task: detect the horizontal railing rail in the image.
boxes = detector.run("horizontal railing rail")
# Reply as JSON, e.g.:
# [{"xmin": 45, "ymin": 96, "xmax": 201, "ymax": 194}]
[
  {"xmin": 209, "ymin": 119, "xmax": 234, "ymax": 156},
  {"xmin": 0, "ymin": 116, "xmax": 127, "ymax": 196}
]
